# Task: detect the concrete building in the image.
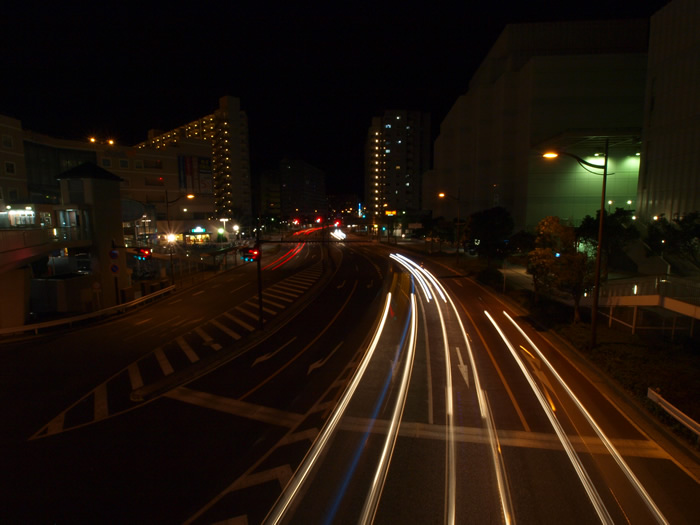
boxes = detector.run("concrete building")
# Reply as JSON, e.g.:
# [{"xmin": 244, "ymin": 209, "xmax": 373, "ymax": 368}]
[
  {"xmin": 0, "ymin": 117, "xmax": 221, "ymax": 327},
  {"xmin": 136, "ymin": 96, "xmax": 252, "ymax": 227},
  {"xmin": 637, "ymin": 0, "xmax": 700, "ymax": 221},
  {"xmin": 0, "ymin": 115, "xmax": 28, "ymax": 206},
  {"xmin": 424, "ymin": 19, "xmax": 650, "ymax": 232},
  {"xmin": 365, "ymin": 111, "xmax": 431, "ymax": 221},
  {"xmin": 278, "ymin": 159, "xmax": 327, "ymax": 222}
]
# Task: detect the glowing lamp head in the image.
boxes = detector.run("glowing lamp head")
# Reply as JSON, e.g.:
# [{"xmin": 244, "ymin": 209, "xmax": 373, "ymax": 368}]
[
  {"xmin": 167, "ymin": 234, "xmax": 176, "ymax": 243},
  {"xmin": 543, "ymin": 152, "xmax": 559, "ymax": 159},
  {"xmin": 438, "ymin": 192, "xmax": 446, "ymax": 198}
]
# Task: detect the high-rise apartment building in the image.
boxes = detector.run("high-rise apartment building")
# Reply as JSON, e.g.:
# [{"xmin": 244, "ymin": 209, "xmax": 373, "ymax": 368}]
[
  {"xmin": 137, "ymin": 96, "xmax": 252, "ymax": 225},
  {"xmin": 365, "ymin": 111, "xmax": 431, "ymax": 220}
]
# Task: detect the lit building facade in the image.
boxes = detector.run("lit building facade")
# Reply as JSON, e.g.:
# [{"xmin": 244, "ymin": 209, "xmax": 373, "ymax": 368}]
[
  {"xmin": 136, "ymin": 95, "xmax": 252, "ymax": 226},
  {"xmin": 425, "ymin": 19, "xmax": 650, "ymax": 231},
  {"xmin": 637, "ymin": 0, "xmax": 700, "ymax": 221},
  {"xmin": 365, "ymin": 111, "xmax": 431, "ymax": 220}
]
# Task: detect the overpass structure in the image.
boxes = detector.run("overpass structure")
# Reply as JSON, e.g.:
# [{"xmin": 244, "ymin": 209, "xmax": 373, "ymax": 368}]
[{"xmin": 598, "ymin": 275, "xmax": 700, "ymax": 338}]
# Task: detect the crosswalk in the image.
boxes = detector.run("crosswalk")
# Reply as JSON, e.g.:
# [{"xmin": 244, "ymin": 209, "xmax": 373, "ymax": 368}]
[{"xmin": 31, "ymin": 264, "xmax": 323, "ymax": 440}]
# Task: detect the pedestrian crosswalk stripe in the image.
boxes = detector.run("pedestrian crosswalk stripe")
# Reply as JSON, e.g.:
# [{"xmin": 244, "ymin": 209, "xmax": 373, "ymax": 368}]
[
  {"xmin": 235, "ymin": 305, "xmax": 260, "ymax": 321},
  {"xmin": 224, "ymin": 311, "xmax": 255, "ymax": 331},
  {"xmin": 262, "ymin": 297, "xmax": 285, "ymax": 308},
  {"xmin": 211, "ymin": 318, "xmax": 242, "ymax": 340},
  {"xmin": 268, "ymin": 288, "xmax": 299, "ymax": 298},
  {"xmin": 264, "ymin": 292, "xmax": 294, "ymax": 303},
  {"xmin": 195, "ymin": 327, "xmax": 222, "ymax": 350},
  {"xmin": 154, "ymin": 347, "xmax": 174, "ymax": 375},
  {"xmin": 176, "ymin": 336, "xmax": 200, "ymax": 363},
  {"xmin": 128, "ymin": 363, "xmax": 144, "ymax": 390},
  {"xmin": 94, "ymin": 383, "xmax": 109, "ymax": 420},
  {"xmin": 279, "ymin": 282, "xmax": 307, "ymax": 292}
]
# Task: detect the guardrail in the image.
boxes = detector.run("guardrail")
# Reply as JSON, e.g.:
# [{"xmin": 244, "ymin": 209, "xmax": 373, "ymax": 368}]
[
  {"xmin": 0, "ymin": 285, "xmax": 175, "ymax": 337},
  {"xmin": 647, "ymin": 387, "xmax": 700, "ymax": 442}
]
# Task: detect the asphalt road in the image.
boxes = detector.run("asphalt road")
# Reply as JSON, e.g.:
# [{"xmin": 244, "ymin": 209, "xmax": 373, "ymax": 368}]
[{"xmin": 1, "ymin": 232, "xmax": 698, "ymax": 524}]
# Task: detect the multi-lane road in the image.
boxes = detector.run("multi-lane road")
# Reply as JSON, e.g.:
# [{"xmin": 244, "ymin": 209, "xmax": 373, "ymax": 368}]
[{"xmin": 1, "ymin": 232, "xmax": 698, "ymax": 523}]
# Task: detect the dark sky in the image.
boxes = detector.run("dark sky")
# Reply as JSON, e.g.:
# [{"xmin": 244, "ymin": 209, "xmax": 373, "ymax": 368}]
[{"xmin": 1, "ymin": 1, "xmax": 668, "ymax": 195}]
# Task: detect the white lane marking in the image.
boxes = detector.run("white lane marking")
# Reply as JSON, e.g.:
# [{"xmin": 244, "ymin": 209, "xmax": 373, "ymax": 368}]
[
  {"xmin": 210, "ymin": 319, "xmax": 242, "ymax": 340},
  {"xmin": 192, "ymin": 290, "xmax": 205, "ymax": 296},
  {"xmin": 135, "ymin": 317, "xmax": 152, "ymax": 326},
  {"xmin": 307, "ymin": 342, "xmax": 343, "ymax": 374},
  {"xmin": 166, "ymin": 387, "xmax": 304, "ymax": 427},
  {"xmin": 128, "ymin": 363, "xmax": 144, "ymax": 390},
  {"xmin": 176, "ymin": 336, "xmax": 199, "ymax": 363},
  {"xmin": 94, "ymin": 383, "xmax": 109, "ymax": 421},
  {"xmin": 225, "ymin": 311, "xmax": 255, "ymax": 332},
  {"xmin": 154, "ymin": 347, "xmax": 174, "ymax": 376},
  {"xmin": 253, "ymin": 337, "xmax": 298, "ymax": 367},
  {"xmin": 195, "ymin": 326, "xmax": 222, "ymax": 351}
]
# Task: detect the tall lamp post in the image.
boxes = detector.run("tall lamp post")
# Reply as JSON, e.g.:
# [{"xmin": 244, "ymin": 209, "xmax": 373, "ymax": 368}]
[
  {"xmin": 438, "ymin": 188, "xmax": 462, "ymax": 264},
  {"xmin": 165, "ymin": 189, "xmax": 195, "ymax": 284},
  {"xmin": 543, "ymin": 138, "xmax": 609, "ymax": 348}
]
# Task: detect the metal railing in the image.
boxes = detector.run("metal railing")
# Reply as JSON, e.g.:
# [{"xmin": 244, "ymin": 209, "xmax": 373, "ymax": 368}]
[
  {"xmin": 601, "ymin": 275, "xmax": 700, "ymax": 306},
  {"xmin": 0, "ymin": 285, "xmax": 175, "ymax": 337},
  {"xmin": 0, "ymin": 226, "xmax": 91, "ymax": 253},
  {"xmin": 647, "ymin": 387, "xmax": 700, "ymax": 442}
]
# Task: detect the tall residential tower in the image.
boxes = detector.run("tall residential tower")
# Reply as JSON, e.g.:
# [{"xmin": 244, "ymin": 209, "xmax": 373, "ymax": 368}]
[
  {"xmin": 137, "ymin": 96, "xmax": 252, "ymax": 225},
  {"xmin": 365, "ymin": 110, "xmax": 431, "ymax": 220}
]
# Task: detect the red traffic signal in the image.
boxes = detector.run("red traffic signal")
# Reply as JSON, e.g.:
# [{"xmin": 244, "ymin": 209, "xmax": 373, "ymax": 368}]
[
  {"xmin": 134, "ymin": 247, "xmax": 152, "ymax": 261},
  {"xmin": 241, "ymin": 247, "xmax": 260, "ymax": 262}
]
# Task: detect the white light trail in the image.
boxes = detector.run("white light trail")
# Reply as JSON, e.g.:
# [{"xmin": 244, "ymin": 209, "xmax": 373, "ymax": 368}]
[
  {"xmin": 359, "ymin": 293, "xmax": 418, "ymax": 524},
  {"xmin": 264, "ymin": 293, "xmax": 394, "ymax": 525},
  {"xmin": 502, "ymin": 311, "xmax": 669, "ymax": 524},
  {"xmin": 390, "ymin": 254, "xmax": 432, "ymax": 301},
  {"xmin": 485, "ymin": 311, "xmax": 613, "ymax": 524},
  {"xmin": 391, "ymin": 253, "xmax": 446, "ymax": 302},
  {"xmin": 396, "ymin": 254, "xmax": 513, "ymax": 524}
]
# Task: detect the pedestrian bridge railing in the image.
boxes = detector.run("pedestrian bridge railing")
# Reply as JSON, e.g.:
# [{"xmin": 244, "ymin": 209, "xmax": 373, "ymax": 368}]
[{"xmin": 0, "ymin": 285, "xmax": 175, "ymax": 338}]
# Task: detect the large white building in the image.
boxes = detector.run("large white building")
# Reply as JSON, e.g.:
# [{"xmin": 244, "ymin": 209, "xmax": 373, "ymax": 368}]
[
  {"xmin": 637, "ymin": 0, "xmax": 700, "ymax": 221},
  {"xmin": 424, "ymin": 19, "xmax": 650, "ymax": 232},
  {"xmin": 136, "ymin": 96, "xmax": 253, "ymax": 225}
]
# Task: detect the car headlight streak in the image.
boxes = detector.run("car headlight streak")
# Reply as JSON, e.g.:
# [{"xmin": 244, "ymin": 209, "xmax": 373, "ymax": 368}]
[
  {"xmin": 392, "ymin": 254, "xmax": 513, "ymax": 525},
  {"xmin": 501, "ymin": 311, "xmax": 669, "ymax": 525},
  {"xmin": 485, "ymin": 310, "xmax": 614, "ymax": 524},
  {"xmin": 264, "ymin": 292, "xmax": 394, "ymax": 525}
]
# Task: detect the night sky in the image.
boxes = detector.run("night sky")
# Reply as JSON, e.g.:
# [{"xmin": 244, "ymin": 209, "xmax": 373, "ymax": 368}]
[{"xmin": 1, "ymin": 1, "xmax": 668, "ymax": 195}]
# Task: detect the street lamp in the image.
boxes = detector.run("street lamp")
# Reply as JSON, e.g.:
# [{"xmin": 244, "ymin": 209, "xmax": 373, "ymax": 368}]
[
  {"xmin": 543, "ymin": 138, "xmax": 609, "ymax": 348},
  {"xmin": 438, "ymin": 189, "xmax": 462, "ymax": 264},
  {"xmin": 165, "ymin": 190, "xmax": 194, "ymax": 284}
]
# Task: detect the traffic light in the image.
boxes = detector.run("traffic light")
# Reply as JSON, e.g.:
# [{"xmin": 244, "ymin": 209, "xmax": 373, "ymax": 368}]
[
  {"xmin": 134, "ymin": 248, "xmax": 152, "ymax": 261},
  {"xmin": 241, "ymin": 247, "xmax": 260, "ymax": 262}
]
